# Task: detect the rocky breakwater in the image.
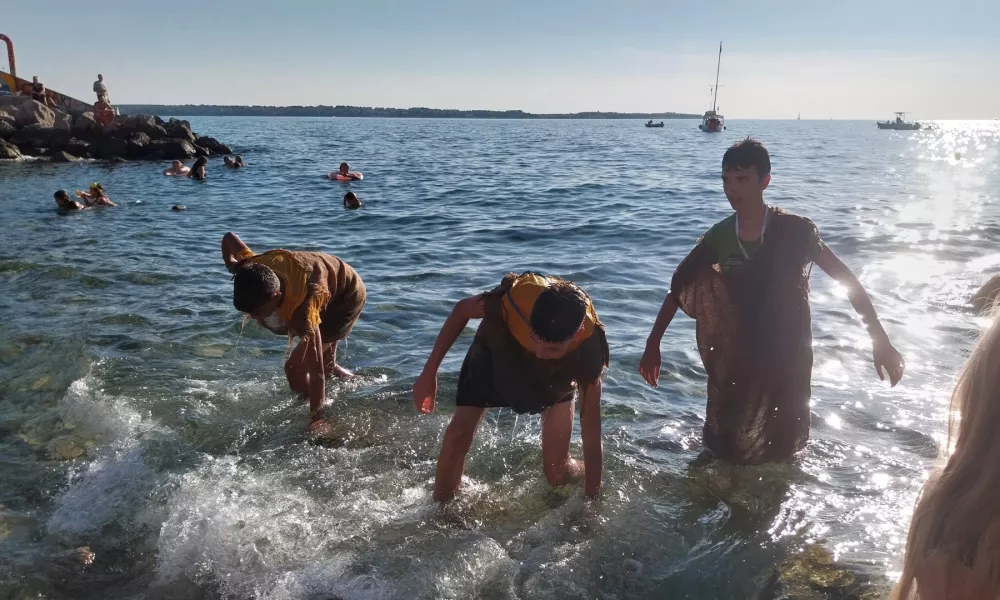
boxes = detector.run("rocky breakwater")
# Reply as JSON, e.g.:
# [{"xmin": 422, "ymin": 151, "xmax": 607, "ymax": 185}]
[{"xmin": 0, "ymin": 96, "xmax": 233, "ymax": 162}]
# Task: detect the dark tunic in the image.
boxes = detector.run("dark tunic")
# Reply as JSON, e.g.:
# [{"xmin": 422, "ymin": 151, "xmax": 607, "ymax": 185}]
[
  {"xmin": 455, "ymin": 273, "xmax": 610, "ymax": 414},
  {"xmin": 671, "ymin": 209, "xmax": 819, "ymax": 464}
]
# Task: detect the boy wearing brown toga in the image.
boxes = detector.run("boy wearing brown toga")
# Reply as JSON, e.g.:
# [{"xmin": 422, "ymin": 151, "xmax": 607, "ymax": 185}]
[
  {"xmin": 221, "ymin": 232, "xmax": 366, "ymax": 428},
  {"xmin": 413, "ymin": 272, "xmax": 609, "ymax": 501},
  {"xmin": 639, "ymin": 138, "xmax": 905, "ymax": 465}
]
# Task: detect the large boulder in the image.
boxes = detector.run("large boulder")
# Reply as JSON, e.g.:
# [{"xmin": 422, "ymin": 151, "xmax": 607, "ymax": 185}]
[
  {"xmin": 65, "ymin": 138, "xmax": 91, "ymax": 158},
  {"xmin": 52, "ymin": 109, "xmax": 74, "ymax": 132},
  {"xmin": 164, "ymin": 118, "xmax": 196, "ymax": 143},
  {"xmin": 90, "ymin": 136, "xmax": 128, "ymax": 160},
  {"xmin": 0, "ymin": 110, "xmax": 14, "ymax": 127},
  {"xmin": 0, "ymin": 120, "xmax": 15, "ymax": 139},
  {"xmin": 194, "ymin": 136, "xmax": 233, "ymax": 155},
  {"xmin": 113, "ymin": 114, "xmax": 169, "ymax": 140},
  {"xmin": 146, "ymin": 138, "xmax": 196, "ymax": 160},
  {"xmin": 50, "ymin": 151, "xmax": 80, "ymax": 163},
  {"xmin": 0, "ymin": 140, "xmax": 21, "ymax": 160},
  {"xmin": 125, "ymin": 131, "xmax": 151, "ymax": 158},
  {"xmin": 72, "ymin": 112, "xmax": 102, "ymax": 136},
  {"xmin": 9, "ymin": 124, "xmax": 70, "ymax": 153},
  {"xmin": 14, "ymin": 99, "xmax": 56, "ymax": 128}
]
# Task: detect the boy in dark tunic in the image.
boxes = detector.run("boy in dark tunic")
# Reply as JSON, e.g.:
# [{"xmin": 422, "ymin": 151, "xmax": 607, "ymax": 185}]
[
  {"xmin": 413, "ymin": 272, "xmax": 610, "ymax": 501},
  {"xmin": 639, "ymin": 138, "xmax": 905, "ymax": 465}
]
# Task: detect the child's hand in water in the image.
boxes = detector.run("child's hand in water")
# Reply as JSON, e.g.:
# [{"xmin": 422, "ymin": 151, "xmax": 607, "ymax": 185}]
[
  {"xmin": 413, "ymin": 369, "xmax": 437, "ymax": 414},
  {"xmin": 873, "ymin": 336, "xmax": 905, "ymax": 387}
]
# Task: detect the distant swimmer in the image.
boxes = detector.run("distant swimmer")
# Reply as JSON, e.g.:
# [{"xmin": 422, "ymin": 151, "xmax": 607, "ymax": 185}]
[
  {"xmin": 234, "ymin": 155, "xmax": 245, "ymax": 169},
  {"xmin": 163, "ymin": 160, "xmax": 191, "ymax": 176},
  {"xmin": 343, "ymin": 192, "xmax": 362, "ymax": 209},
  {"xmin": 639, "ymin": 137, "xmax": 903, "ymax": 465},
  {"xmin": 972, "ymin": 275, "xmax": 1000, "ymax": 312},
  {"xmin": 223, "ymin": 156, "xmax": 236, "ymax": 168},
  {"xmin": 75, "ymin": 183, "xmax": 116, "ymax": 207},
  {"xmin": 413, "ymin": 272, "xmax": 608, "ymax": 501},
  {"xmin": 188, "ymin": 157, "xmax": 208, "ymax": 180},
  {"xmin": 221, "ymin": 232, "xmax": 367, "ymax": 430},
  {"xmin": 329, "ymin": 162, "xmax": 363, "ymax": 181},
  {"xmin": 54, "ymin": 190, "xmax": 86, "ymax": 211}
]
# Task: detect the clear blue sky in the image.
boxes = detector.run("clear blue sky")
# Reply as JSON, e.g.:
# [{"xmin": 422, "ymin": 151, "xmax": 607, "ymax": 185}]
[{"xmin": 3, "ymin": 0, "xmax": 997, "ymax": 118}]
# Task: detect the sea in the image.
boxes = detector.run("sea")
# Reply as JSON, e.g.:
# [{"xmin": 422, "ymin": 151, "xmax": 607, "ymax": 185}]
[{"xmin": 1, "ymin": 117, "xmax": 998, "ymax": 599}]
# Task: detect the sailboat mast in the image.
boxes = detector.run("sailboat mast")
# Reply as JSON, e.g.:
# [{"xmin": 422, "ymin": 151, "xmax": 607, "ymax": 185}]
[{"xmin": 711, "ymin": 41, "xmax": 722, "ymax": 112}]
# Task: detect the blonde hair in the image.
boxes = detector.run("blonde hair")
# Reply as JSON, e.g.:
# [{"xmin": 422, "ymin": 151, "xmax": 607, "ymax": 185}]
[{"xmin": 892, "ymin": 312, "xmax": 1000, "ymax": 599}]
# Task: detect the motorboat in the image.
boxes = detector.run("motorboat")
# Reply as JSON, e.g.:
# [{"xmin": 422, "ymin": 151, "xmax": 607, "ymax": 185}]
[
  {"xmin": 645, "ymin": 120, "xmax": 665, "ymax": 128},
  {"xmin": 877, "ymin": 112, "xmax": 921, "ymax": 130}
]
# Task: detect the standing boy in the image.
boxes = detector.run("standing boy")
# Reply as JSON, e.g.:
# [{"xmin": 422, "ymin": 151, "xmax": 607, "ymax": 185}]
[
  {"xmin": 413, "ymin": 272, "xmax": 609, "ymax": 500},
  {"xmin": 639, "ymin": 138, "xmax": 904, "ymax": 464}
]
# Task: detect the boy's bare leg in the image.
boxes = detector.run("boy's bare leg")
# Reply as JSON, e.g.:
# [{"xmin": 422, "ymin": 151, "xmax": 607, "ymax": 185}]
[
  {"xmin": 541, "ymin": 400, "xmax": 584, "ymax": 486},
  {"xmin": 434, "ymin": 407, "xmax": 487, "ymax": 501}
]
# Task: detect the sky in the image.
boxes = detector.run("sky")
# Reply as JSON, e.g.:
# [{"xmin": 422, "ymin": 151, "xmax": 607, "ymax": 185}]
[{"xmin": 3, "ymin": 0, "xmax": 998, "ymax": 119}]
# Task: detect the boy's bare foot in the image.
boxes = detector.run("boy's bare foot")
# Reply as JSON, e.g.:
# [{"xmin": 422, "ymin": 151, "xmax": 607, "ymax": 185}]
[{"xmin": 330, "ymin": 364, "xmax": 355, "ymax": 379}]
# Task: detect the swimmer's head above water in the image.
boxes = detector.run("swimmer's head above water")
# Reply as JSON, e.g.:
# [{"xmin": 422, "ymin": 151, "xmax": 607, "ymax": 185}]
[
  {"xmin": 339, "ymin": 162, "xmax": 350, "ymax": 175},
  {"xmin": 224, "ymin": 156, "xmax": 234, "ymax": 167},
  {"xmin": 528, "ymin": 281, "xmax": 589, "ymax": 360},
  {"xmin": 232, "ymin": 263, "xmax": 282, "ymax": 324},
  {"xmin": 343, "ymin": 192, "xmax": 361, "ymax": 209}
]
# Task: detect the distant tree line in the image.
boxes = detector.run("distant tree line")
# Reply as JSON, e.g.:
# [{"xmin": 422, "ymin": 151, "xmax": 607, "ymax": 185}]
[{"xmin": 119, "ymin": 104, "xmax": 701, "ymax": 120}]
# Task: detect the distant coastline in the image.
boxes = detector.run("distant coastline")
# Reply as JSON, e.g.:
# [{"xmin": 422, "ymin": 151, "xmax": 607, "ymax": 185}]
[{"xmin": 118, "ymin": 104, "xmax": 701, "ymax": 120}]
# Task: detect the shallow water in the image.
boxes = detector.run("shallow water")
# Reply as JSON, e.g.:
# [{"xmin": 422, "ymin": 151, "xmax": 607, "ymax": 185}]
[{"xmin": 1, "ymin": 117, "xmax": 998, "ymax": 599}]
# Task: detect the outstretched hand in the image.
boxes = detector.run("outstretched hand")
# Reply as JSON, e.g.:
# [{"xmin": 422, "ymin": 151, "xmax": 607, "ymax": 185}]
[
  {"xmin": 639, "ymin": 343, "xmax": 662, "ymax": 388},
  {"xmin": 413, "ymin": 369, "xmax": 438, "ymax": 414},
  {"xmin": 873, "ymin": 337, "xmax": 905, "ymax": 387}
]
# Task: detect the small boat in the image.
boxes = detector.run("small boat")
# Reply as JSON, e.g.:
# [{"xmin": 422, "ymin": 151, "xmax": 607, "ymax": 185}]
[
  {"xmin": 699, "ymin": 42, "xmax": 726, "ymax": 133},
  {"xmin": 877, "ymin": 112, "xmax": 921, "ymax": 130},
  {"xmin": 645, "ymin": 120, "xmax": 665, "ymax": 128}
]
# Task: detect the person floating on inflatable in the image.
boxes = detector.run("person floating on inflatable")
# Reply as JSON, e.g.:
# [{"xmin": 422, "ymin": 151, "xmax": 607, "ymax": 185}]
[
  {"xmin": 163, "ymin": 160, "xmax": 190, "ymax": 176},
  {"xmin": 329, "ymin": 162, "xmax": 362, "ymax": 181},
  {"xmin": 75, "ymin": 183, "xmax": 116, "ymax": 207},
  {"xmin": 221, "ymin": 232, "xmax": 367, "ymax": 432},
  {"xmin": 413, "ymin": 272, "xmax": 609, "ymax": 501}
]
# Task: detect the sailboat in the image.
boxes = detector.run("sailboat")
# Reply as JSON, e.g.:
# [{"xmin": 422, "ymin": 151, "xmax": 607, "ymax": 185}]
[{"xmin": 699, "ymin": 42, "xmax": 726, "ymax": 133}]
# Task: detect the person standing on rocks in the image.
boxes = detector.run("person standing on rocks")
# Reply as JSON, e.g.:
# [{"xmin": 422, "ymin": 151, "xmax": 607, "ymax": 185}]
[
  {"xmin": 31, "ymin": 77, "xmax": 53, "ymax": 107},
  {"xmin": 93, "ymin": 74, "xmax": 108, "ymax": 104}
]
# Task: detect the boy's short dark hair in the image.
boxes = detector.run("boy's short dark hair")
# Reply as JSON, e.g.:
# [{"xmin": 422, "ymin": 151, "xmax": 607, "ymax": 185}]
[
  {"xmin": 54, "ymin": 190, "xmax": 69, "ymax": 200},
  {"xmin": 529, "ymin": 280, "xmax": 589, "ymax": 343},
  {"xmin": 722, "ymin": 137, "xmax": 771, "ymax": 178},
  {"xmin": 233, "ymin": 263, "xmax": 281, "ymax": 314}
]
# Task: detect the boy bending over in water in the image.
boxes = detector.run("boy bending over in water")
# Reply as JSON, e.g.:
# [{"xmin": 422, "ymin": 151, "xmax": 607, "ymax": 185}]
[
  {"xmin": 413, "ymin": 272, "xmax": 609, "ymax": 500},
  {"xmin": 222, "ymin": 232, "xmax": 367, "ymax": 426},
  {"xmin": 639, "ymin": 138, "xmax": 904, "ymax": 465}
]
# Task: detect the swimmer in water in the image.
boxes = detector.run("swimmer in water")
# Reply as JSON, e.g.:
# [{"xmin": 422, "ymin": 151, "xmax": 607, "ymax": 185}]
[
  {"xmin": 413, "ymin": 272, "xmax": 609, "ymax": 501},
  {"xmin": 54, "ymin": 190, "xmax": 86, "ymax": 211},
  {"xmin": 163, "ymin": 160, "xmax": 191, "ymax": 176},
  {"xmin": 343, "ymin": 192, "xmax": 362, "ymax": 209},
  {"xmin": 223, "ymin": 156, "xmax": 238, "ymax": 169},
  {"xmin": 221, "ymin": 232, "xmax": 367, "ymax": 430},
  {"xmin": 75, "ymin": 183, "xmax": 116, "ymax": 207},
  {"xmin": 234, "ymin": 155, "xmax": 245, "ymax": 169},
  {"xmin": 188, "ymin": 156, "xmax": 207, "ymax": 180},
  {"xmin": 639, "ymin": 137, "xmax": 904, "ymax": 465}
]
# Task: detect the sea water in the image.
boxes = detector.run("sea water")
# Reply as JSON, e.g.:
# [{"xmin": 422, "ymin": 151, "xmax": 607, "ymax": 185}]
[{"xmin": 1, "ymin": 117, "xmax": 998, "ymax": 599}]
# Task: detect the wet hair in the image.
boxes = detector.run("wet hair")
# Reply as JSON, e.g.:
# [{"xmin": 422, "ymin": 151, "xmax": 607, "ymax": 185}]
[
  {"xmin": 339, "ymin": 162, "xmax": 349, "ymax": 172},
  {"xmin": 232, "ymin": 263, "xmax": 281, "ymax": 314},
  {"xmin": 343, "ymin": 192, "xmax": 360, "ymax": 208},
  {"xmin": 234, "ymin": 155, "xmax": 244, "ymax": 164},
  {"xmin": 529, "ymin": 280, "xmax": 589, "ymax": 343},
  {"xmin": 722, "ymin": 137, "xmax": 771, "ymax": 179},
  {"xmin": 192, "ymin": 156, "xmax": 208, "ymax": 169},
  {"xmin": 54, "ymin": 190, "xmax": 69, "ymax": 201}
]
